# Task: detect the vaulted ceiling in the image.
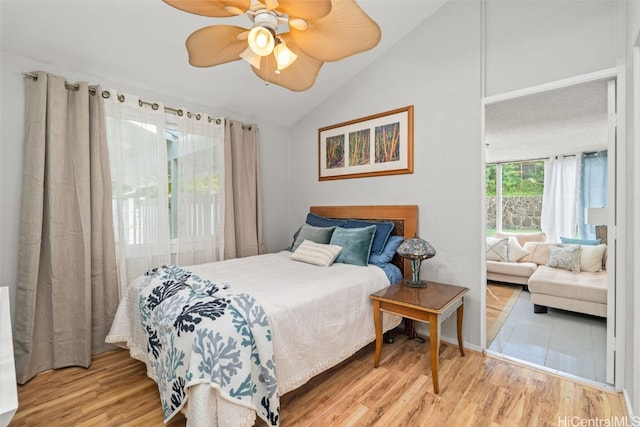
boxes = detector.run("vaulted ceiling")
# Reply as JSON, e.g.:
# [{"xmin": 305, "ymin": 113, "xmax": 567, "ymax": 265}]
[{"xmin": 1, "ymin": 0, "xmax": 446, "ymax": 127}]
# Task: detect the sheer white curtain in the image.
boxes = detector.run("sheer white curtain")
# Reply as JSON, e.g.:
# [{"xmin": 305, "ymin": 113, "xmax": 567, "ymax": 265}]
[
  {"xmin": 541, "ymin": 155, "xmax": 580, "ymax": 242},
  {"xmin": 105, "ymin": 92, "xmax": 171, "ymax": 296},
  {"xmin": 173, "ymin": 112, "xmax": 225, "ymax": 265}
]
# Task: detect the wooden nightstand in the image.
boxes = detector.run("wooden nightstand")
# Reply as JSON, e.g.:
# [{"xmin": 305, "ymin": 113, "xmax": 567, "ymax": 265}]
[{"xmin": 370, "ymin": 281, "xmax": 469, "ymax": 394}]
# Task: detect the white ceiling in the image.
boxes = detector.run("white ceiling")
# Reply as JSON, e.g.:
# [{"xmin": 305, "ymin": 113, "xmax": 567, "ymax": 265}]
[
  {"xmin": 485, "ymin": 79, "xmax": 610, "ymax": 163},
  {"xmin": 1, "ymin": 0, "xmax": 446, "ymax": 127}
]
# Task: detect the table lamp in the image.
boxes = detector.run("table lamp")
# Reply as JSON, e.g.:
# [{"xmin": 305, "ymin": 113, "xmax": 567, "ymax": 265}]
[
  {"xmin": 396, "ymin": 235, "xmax": 436, "ymax": 288},
  {"xmin": 586, "ymin": 207, "xmax": 608, "ymax": 245}
]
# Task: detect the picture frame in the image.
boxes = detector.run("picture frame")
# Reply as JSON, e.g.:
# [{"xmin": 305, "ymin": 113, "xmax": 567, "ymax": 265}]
[{"xmin": 318, "ymin": 105, "xmax": 414, "ymax": 181}]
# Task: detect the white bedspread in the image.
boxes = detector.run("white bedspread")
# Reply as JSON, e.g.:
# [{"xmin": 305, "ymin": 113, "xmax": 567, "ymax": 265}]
[{"xmin": 106, "ymin": 251, "xmax": 401, "ymax": 426}]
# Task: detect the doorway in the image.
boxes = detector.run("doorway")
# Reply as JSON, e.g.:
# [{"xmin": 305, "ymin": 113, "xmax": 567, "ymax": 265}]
[{"xmin": 482, "ymin": 72, "xmax": 618, "ymax": 386}]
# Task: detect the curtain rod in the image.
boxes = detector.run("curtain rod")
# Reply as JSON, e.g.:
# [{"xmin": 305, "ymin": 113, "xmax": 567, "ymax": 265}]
[
  {"xmin": 22, "ymin": 72, "xmax": 222, "ymax": 124},
  {"xmin": 487, "ymin": 154, "xmax": 576, "ymax": 165}
]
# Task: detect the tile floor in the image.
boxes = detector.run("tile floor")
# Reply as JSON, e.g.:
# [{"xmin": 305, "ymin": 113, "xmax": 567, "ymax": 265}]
[{"xmin": 488, "ymin": 289, "xmax": 608, "ymax": 383}]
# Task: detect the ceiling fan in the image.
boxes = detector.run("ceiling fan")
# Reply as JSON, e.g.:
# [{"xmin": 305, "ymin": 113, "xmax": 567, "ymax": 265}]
[{"xmin": 163, "ymin": 0, "xmax": 381, "ymax": 91}]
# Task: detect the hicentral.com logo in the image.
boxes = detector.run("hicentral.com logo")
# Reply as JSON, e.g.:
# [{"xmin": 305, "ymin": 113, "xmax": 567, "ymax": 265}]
[{"xmin": 557, "ymin": 416, "xmax": 640, "ymax": 427}]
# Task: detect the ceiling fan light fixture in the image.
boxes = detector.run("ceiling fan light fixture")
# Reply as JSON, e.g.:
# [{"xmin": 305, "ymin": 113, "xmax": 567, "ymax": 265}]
[
  {"xmin": 289, "ymin": 18, "xmax": 308, "ymax": 31},
  {"xmin": 248, "ymin": 26, "xmax": 275, "ymax": 56},
  {"xmin": 164, "ymin": 0, "xmax": 380, "ymax": 91},
  {"xmin": 273, "ymin": 41, "xmax": 297, "ymax": 71},
  {"xmin": 239, "ymin": 46, "xmax": 262, "ymax": 69}
]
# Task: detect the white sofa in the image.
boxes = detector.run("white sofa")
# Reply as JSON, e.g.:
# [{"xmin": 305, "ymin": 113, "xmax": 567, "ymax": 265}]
[
  {"xmin": 486, "ymin": 232, "xmax": 608, "ymax": 317},
  {"xmin": 486, "ymin": 231, "xmax": 546, "ymax": 289}
]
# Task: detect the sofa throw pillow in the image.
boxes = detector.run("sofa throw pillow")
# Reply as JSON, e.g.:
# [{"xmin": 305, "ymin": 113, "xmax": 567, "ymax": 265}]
[
  {"xmin": 579, "ymin": 244, "xmax": 607, "ymax": 272},
  {"xmin": 330, "ymin": 225, "xmax": 376, "ymax": 266},
  {"xmin": 547, "ymin": 245, "xmax": 581, "ymax": 273},
  {"xmin": 560, "ymin": 236, "xmax": 601, "ymax": 246},
  {"xmin": 520, "ymin": 242, "xmax": 559, "ymax": 265},
  {"xmin": 496, "ymin": 231, "xmax": 546, "ymax": 246},
  {"xmin": 486, "ymin": 237, "xmax": 509, "ymax": 262},
  {"xmin": 291, "ymin": 224, "xmax": 336, "ymax": 252},
  {"xmin": 506, "ymin": 236, "xmax": 529, "ymax": 262},
  {"xmin": 290, "ymin": 240, "xmax": 343, "ymax": 266}
]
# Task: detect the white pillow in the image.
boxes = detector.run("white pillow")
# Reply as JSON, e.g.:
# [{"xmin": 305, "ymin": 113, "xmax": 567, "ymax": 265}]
[
  {"xmin": 486, "ymin": 237, "xmax": 509, "ymax": 262},
  {"xmin": 506, "ymin": 236, "xmax": 529, "ymax": 262},
  {"xmin": 580, "ymin": 244, "xmax": 607, "ymax": 272},
  {"xmin": 290, "ymin": 240, "xmax": 343, "ymax": 267}
]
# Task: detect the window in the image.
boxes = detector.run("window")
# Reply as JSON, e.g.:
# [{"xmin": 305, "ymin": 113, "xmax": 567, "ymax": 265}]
[
  {"xmin": 166, "ymin": 124, "xmax": 224, "ymax": 243},
  {"xmin": 486, "ymin": 160, "xmax": 544, "ymax": 236},
  {"xmin": 105, "ymin": 93, "xmax": 225, "ymax": 288}
]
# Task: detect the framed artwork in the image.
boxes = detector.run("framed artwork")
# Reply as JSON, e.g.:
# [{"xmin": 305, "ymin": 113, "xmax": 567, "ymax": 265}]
[{"xmin": 318, "ymin": 105, "xmax": 414, "ymax": 180}]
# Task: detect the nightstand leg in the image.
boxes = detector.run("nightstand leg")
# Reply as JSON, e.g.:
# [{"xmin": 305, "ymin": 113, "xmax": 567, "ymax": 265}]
[
  {"xmin": 429, "ymin": 313, "xmax": 440, "ymax": 394},
  {"xmin": 373, "ymin": 300, "xmax": 382, "ymax": 368},
  {"xmin": 456, "ymin": 302, "xmax": 465, "ymax": 356}
]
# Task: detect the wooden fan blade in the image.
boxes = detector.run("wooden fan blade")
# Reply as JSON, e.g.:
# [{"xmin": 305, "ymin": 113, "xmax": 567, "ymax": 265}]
[
  {"xmin": 186, "ymin": 25, "xmax": 249, "ymax": 67},
  {"xmin": 273, "ymin": 0, "xmax": 332, "ymax": 20},
  {"xmin": 289, "ymin": 0, "xmax": 381, "ymax": 62},
  {"xmin": 163, "ymin": 0, "xmax": 250, "ymax": 17},
  {"xmin": 251, "ymin": 34, "xmax": 323, "ymax": 91}
]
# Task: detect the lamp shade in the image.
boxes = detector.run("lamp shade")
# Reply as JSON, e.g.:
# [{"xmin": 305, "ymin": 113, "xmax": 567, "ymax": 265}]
[
  {"xmin": 586, "ymin": 207, "xmax": 608, "ymax": 225},
  {"xmin": 396, "ymin": 236, "xmax": 436, "ymax": 288},
  {"xmin": 248, "ymin": 26, "xmax": 275, "ymax": 56},
  {"xmin": 396, "ymin": 236, "xmax": 436, "ymax": 260},
  {"xmin": 239, "ymin": 46, "xmax": 261, "ymax": 69},
  {"xmin": 273, "ymin": 41, "xmax": 297, "ymax": 71}
]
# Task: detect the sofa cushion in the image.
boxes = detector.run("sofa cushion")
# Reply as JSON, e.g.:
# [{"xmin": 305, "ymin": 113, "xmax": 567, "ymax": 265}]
[
  {"xmin": 528, "ymin": 265, "xmax": 607, "ymax": 304},
  {"xmin": 487, "ymin": 260, "xmax": 537, "ymax": 277},
  {"xmin": 496, "ymin": 231, "xmax": 546, "ymax": 246},
  {"xmin": 520, "ymin": 242, "xmax": 560, "ymax": 265},
  {"xmin": 486, "ymin": 237, "xmax": 509, "ymax": 262}
]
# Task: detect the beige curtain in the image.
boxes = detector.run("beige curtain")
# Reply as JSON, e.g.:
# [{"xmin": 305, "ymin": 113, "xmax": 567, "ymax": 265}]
[
  {"xmin": 223, "ymin": 119, "xmax": 265, "ymax": 258},
  {"xmin": 13, "ymin": 72, "xmax": 119, "ymax": 384}
]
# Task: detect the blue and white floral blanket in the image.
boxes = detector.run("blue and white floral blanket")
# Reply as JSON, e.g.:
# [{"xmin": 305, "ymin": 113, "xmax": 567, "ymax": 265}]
[{"xmin": 138, "ymin": 264, "xmax": 279, "ymax": 426}]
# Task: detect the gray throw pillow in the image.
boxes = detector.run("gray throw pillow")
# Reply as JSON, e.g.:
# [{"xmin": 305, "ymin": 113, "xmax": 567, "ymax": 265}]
[{"xmin": 291, "ymin": 224, "xmax": 336, "ymax": 251}]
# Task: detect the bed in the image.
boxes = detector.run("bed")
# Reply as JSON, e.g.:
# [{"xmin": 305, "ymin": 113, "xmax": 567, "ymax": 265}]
[{"xmin": 105, "ymin": 205, "xmax": 418, "ymax": 427}]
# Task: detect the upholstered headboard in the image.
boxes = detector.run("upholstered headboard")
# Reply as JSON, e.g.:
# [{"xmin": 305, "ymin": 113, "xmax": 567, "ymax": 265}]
[{"xmin": 309, "ymin": 205, "xmax": 418, "ymax": 280}]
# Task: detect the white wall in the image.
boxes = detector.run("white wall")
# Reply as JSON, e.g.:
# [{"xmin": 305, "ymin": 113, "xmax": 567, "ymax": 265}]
[
  {"xmin": 485, "ymin": 0, "xmax": 617, "ymax": 96},
  {"xmin": 624, "ymin": 0, "xmax": 640, "ymax": 417},
  {"xmin": 0, "ymin": 52, "xmax": 292, "ymax": 321},
  {"xmin": 290, "ymin": 0, "xmax": 484, "ymax": 347}
]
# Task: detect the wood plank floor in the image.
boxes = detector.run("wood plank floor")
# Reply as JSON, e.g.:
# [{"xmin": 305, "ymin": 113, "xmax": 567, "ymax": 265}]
[{"xmin": 10, "ymin": 333, "xmax": 627, "ymax": 426}]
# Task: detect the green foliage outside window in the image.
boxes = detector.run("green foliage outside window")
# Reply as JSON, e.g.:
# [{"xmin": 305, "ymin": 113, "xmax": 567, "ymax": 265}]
[{"xmin": 486, "ymin": 161, "xmax": 544, "ymax": 196}]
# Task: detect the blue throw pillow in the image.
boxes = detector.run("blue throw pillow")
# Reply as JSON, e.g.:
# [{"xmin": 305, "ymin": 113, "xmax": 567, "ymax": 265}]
[
  {"xmin": 345, "ymin": 219, "xmax": 394, "ymax": 255},
  {"xmin": 369, "ymin": 235, "xmax": 404, "ymax": 265},
  {"xmin": 560, "ymin": 237, "xmax": 601, "ymax": 246},
  {"xmin": 306, "ymin": 212, "xmax": 348, "ymax": 228},
  {"xmin": 330, "ymin": 225, "xmax": 376, "ymax": 266},
  {"xmin": 291, "ymin": 224, "xmax": 336, "ymax": 251}
]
